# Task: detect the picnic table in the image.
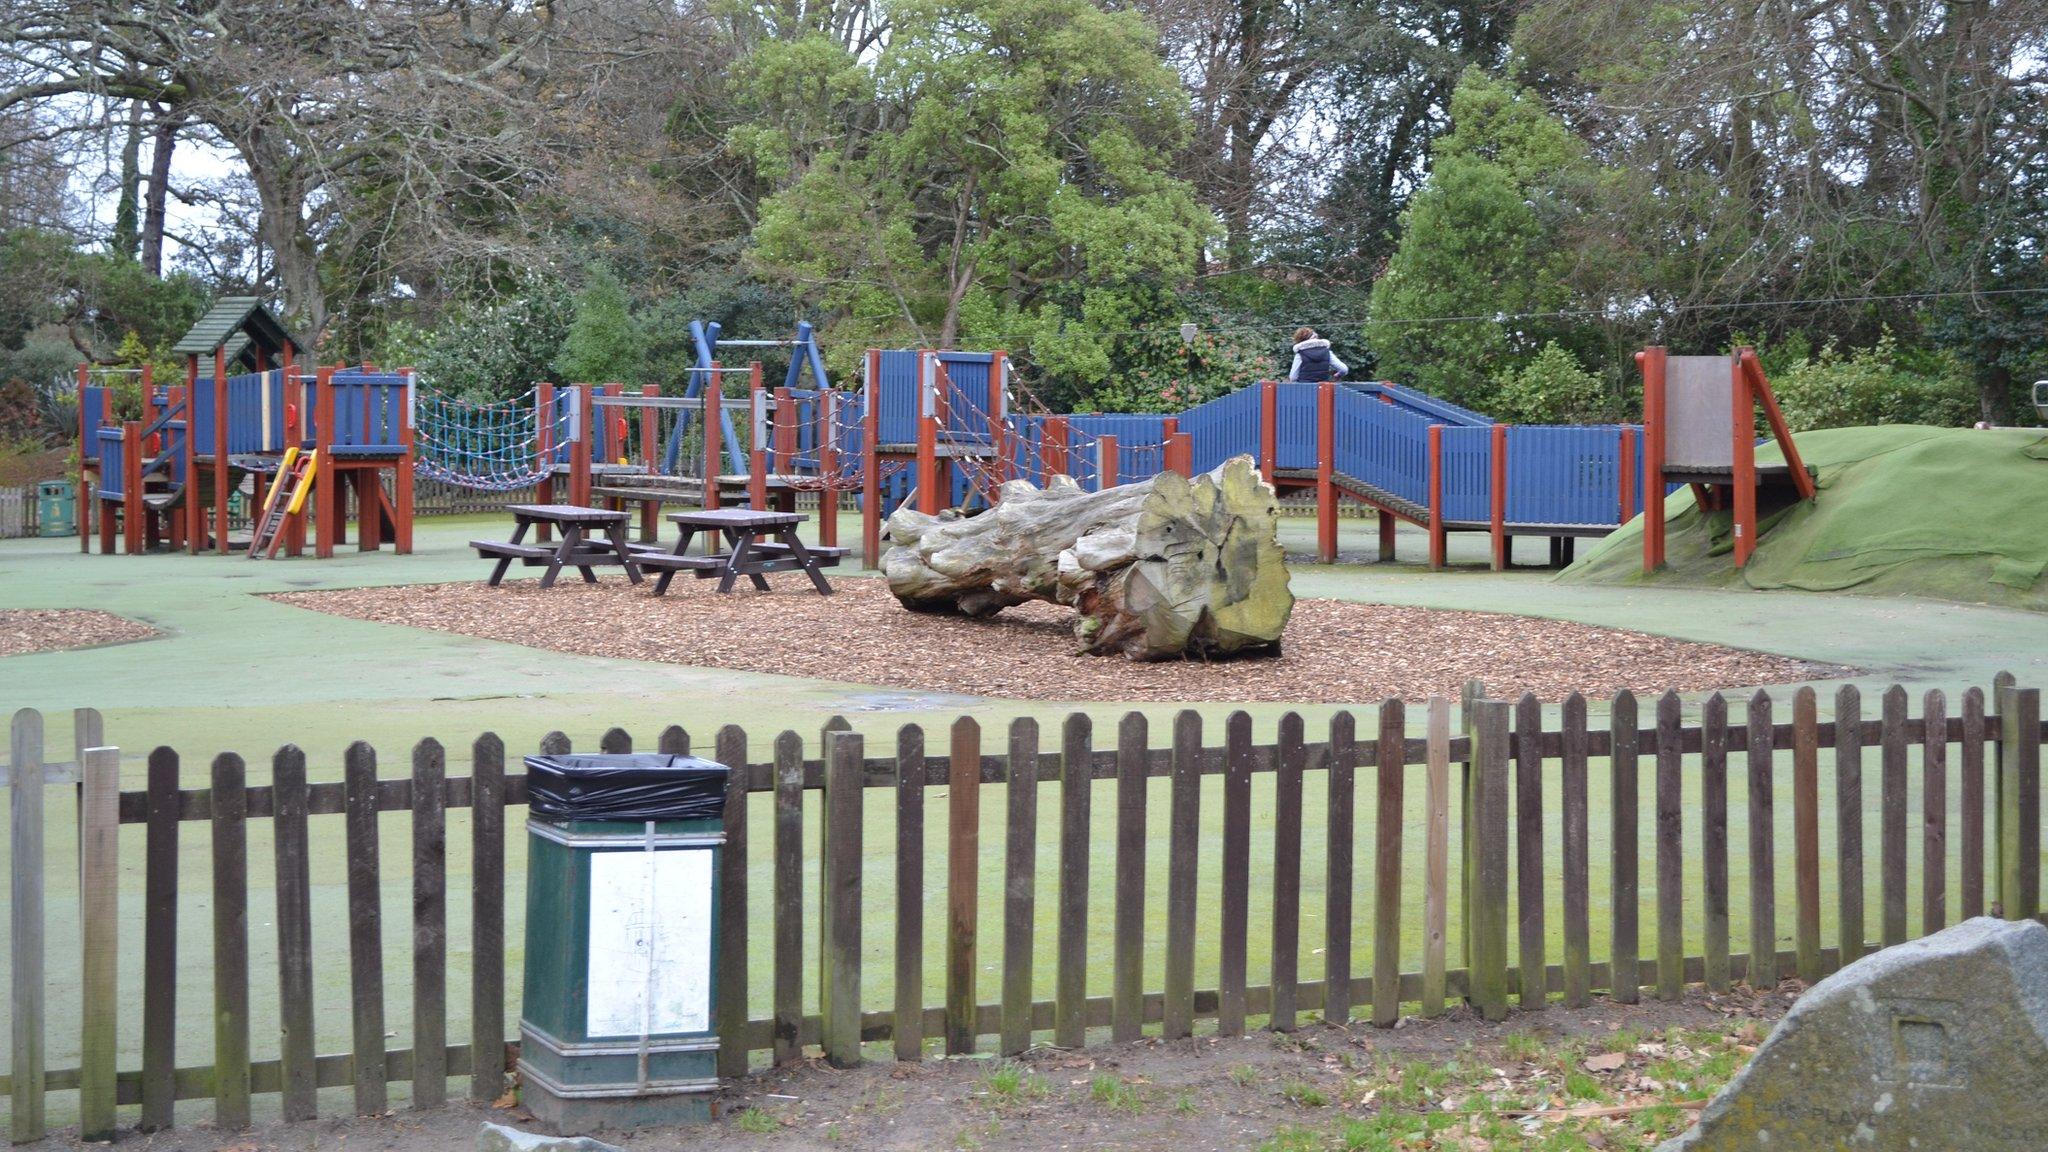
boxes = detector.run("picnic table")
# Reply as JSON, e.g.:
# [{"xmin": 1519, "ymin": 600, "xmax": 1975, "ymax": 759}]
[
  {"xmin": 632, "ymin": 508, "xmax": 847, "ymax": 595},
  {"xmin": 471, "ymin": 504, "xmax": 644, "ymax": 589}
]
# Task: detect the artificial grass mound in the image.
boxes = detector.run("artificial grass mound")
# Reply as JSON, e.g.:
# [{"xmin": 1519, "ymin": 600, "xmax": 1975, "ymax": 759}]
[{"xmin": 1561, "ymin": 424, "xmax": 2048, "ymax": 612}]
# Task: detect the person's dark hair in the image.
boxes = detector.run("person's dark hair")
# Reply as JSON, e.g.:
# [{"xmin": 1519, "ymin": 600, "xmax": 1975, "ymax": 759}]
[{"xmin": 1293, "ymin": 326, "xmax": 1315, "ymax": 344}]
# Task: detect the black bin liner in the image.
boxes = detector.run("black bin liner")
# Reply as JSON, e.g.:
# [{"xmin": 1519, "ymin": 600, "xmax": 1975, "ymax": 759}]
[{"xmin": 524, "ymin": 753, "xmax": 730, "ymax": 822}]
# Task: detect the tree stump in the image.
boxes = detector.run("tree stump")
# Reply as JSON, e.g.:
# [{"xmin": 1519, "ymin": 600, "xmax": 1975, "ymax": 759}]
[{"xmin": 883, "ymin": 455, "xmax": 1293, "ymax": 660}]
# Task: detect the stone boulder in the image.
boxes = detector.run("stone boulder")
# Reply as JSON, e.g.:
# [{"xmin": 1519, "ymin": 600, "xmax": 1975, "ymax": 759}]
[
  {"xmin": 1660, "ymin": 917, "xmax": 2048, "ymax": 1150},
  {"xmin": 477, "ymin": 1121, "xmax": 625, "ymax": 1152}
]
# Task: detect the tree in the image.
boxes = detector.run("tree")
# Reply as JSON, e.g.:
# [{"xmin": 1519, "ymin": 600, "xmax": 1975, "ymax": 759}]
[
  {"xmin": 1365, "ymin": 70, "xmax": 1587, "ymax": 405},
  {"xmin": 737, "ymin": 0, "xmax": 1216, "ymax": 393},
  {"xmin": 555, "ymin": 265, "xmax": 644, "ymax": 384}
]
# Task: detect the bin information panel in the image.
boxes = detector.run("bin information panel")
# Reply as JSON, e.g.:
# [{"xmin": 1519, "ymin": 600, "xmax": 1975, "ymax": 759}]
[{"xmin": 586, "ymin": 848, "xmax": 713, "ymax": 1037}]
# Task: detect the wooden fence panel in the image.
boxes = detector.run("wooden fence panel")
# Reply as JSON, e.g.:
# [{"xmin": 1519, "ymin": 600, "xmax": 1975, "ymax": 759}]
[
  {"xmin": 1747, "ymin": 693, "xmax": 1776, "ymax": 987},
  {"xmin": 470, "ymin": 734, "xmax": 507, "ymax": 1102},
  {"xmin": 273, "ymin": 746, "xmax": 317, "ymax": 1121},
  {"xmin": 1610, "ymin": 692, "xmax": 1640, "ymax": 1004},
  {"xmin": 1961, "ymin": 688, "xmax": 1986, "ymax": 919},
  {"xmin": 344, "ymin": 742, "xmax": 387, "ymax": 1115},
  {"xmin": 1468, "ymin": 700, "xmax": 1509, "ymax": 1021},
  {"xmin": 1000, "ymin": 719, "xmax": 1039, "ymax": 1056},
  {"xmin": 1111, "ymin": 713, "xmax": 1147, "ymax": 1042},
  {"xmin": 894, "ymin": 726, "xmax": 927, "ymax": 1062},
  {"xmin": 820, "ymin": 731, "xmax": 863, "ymax": 1067},
  {"xmin": 1218, "ymin": 712, "xmax": 1252, "ymax": 1036},
  {"xmin": 213, "ymin": 752, "xmax": 253, "ymax": 1129},
  {"xmin": 142, "ymin": 746, "xmax": 183, "ymax": 1130},
  {"xmin": 1560, "ymin": 693, "xmax": 1590, "ymax": 1008},
  {"xmin": 1163, "ymin": 711, "xmax": 1201, "ymax": 1037},
  {"xmin": 1923, "ymin": 691, "xmax": 1948, "ymax": 936},
  {"xmin": 1881, "ymin": 687, "xmax": 1909, "ymax": 948},
  {"xmin": 1327, "ymin": 710, "xmax": 1358, "ymax": 1027},
  {"xmin": 1836, "ymin": 686, "xmax": 1865, "ymax": 969},
  {"xmin": 412, "ymin": 739, "xmax": 448, "ymax": 1109},
  {"xmin": 79, "ymin": 745, "xmax": 120, "ymax": 1142},
  {"xmin": 1270, "ymin": 714, "xmax": 1304, "ymax": 1031},
  {"xmin": 1370, "ymin": 703, "xmax": 1400, "ymax": 1026},
  {"xmin": 773, "ymin": 731, "xmax": 805, "ymax": 1065},
  {"xmin": 1700, "ymin": 694, "xmax": 1730, "ymax": 993},
  {"xmin": 946, "ymin": 718, "xmax": 980, "ymax": 1054},
  {"xmin": 1515, "ymin": 694, "xmax": 1545, "ymax": 1010},
  {"xmin": 10, "ymin": 709, "xmax": 46, "ymax": 1143},
  {"xmin": 1655, "ymin": 692, "xmax": 1684, "ymax": 1001},
  {"xmin": 715, "ymin": 726, "xmax": 750, "ymax": 1079}
]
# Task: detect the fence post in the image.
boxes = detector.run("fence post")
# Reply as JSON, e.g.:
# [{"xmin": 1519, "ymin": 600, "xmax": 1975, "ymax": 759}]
[
  {"xmin": 1998, "ymin": 685, "xmax": 2040, "ymax": 921},
  {"xmin": 1427, "ymin": 424, "xmax": 1446, "ymax": 570},
  {"xmin": 946, "ymin": 717, "xmax": 981, "ymax": 1054},
  {"xmin": 1488, "ymin": 423, "xmax": 1507, "ymax": 571},
  {"xmin": 78, "ymin": 745, "xmax": 120, "ymax": 1142},
  {"xmin": 862, "ymin": 351, "xmax": 880, "ymax": 565},
  {"xmin": 1467, "ymin": 700, "xmax": 1510, "ymax": 1021},
  {"xmin": 820, "ymin": 730, "xmax": 864, "ymax": 1068},
  {"xmin": 1316, "ymin": 384, "xmax": 1337, "ymax": 563},
  {"xmin": 1097, "ymin": 435, "xmax": 1119, "ymax": 492},
  {"xmin": 917, "ymin": 352, "xmax": 942, "ymax": 514},
  {"xmin": 9, "ymin": 709, "xmax": 45, "ymax": 1143},
  {"xmin": 1258, "ymin": 380, "xmax": 1277, "ymax": 484}
]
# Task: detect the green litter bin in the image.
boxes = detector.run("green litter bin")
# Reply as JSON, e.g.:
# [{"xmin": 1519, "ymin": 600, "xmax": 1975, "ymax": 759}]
[
  {"xmin": 36, "ymin": 481, "xmax": 73, "ymax": 537},
  {"xmin": 519, "ymin": 752, "xmax": 730, "ymax": 1133}
]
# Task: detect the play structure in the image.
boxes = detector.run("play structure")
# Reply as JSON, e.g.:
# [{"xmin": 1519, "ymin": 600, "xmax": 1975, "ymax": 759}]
[
  {"xmin": 77, "ymin": 298, "xmax": 415, "ymax": 558},
  {"xmin": 1635, "ymin": 346, "xmax": 1813, "ymax": 571},
  {"xmin": 78, "ymin": 301, "xmax": 1688, "ymax": 573}
]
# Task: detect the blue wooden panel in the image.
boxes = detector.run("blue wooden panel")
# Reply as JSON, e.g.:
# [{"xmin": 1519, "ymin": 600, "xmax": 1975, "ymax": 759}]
[
  {"xmin": 1439, "ymin": 427, "xmax": 1492, "ymax": 523},
  {"xmin": 1179, "ymin": 388, "xmax": 1261, "ymax": 473},
  {"xmin": 1366, "ymin": 382, "xmax": 1493, "ymax": 427},
  {"xmin": 327, "ymin": 370, "xmax": 408, "ymax": 453},
  {"xmin": 1331, "ymin": 388, "xmax": 1432, "ymax": 508},
  {"xmin": 874, "ymin": 350, "xmax": 920, "ymax": 445},
  {"xmin": 1273, "ymin": 384, "xmax": 1319, "ymax": 469},
  {"xmin": 1506, "ymin": 426, "xmax": 1627, "ymax": 527},
  {"xmin": 96, "ymin": 428, "xmax": 125, "ymax": 498}
]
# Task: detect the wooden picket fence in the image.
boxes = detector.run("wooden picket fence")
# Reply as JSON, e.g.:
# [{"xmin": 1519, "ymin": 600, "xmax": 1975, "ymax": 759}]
[{"xmin": 5, "ymin": 678, "xmax": 2045, "ymax": 1141}]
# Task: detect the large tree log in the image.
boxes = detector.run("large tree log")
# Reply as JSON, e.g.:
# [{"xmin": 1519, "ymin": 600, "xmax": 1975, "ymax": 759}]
[{"xmin": 883, "ymin": 455, "xmax": 1294, "ymax": 661}]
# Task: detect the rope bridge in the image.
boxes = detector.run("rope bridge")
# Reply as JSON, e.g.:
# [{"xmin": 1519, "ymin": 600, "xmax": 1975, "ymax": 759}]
[{"xmin": 412, "ymin": 385, "xmax": 566, "ymax": 492}]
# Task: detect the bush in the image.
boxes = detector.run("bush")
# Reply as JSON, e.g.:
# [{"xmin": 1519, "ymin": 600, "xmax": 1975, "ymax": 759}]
[
  {"xmin": 1770, "ymin": 334, "xmax": 1979, "ymax": 432},
  {"xmin": 1490, "ymin": 341, "xmax": 1618, "ymax": 423},
  {"xmin": 409, "ymin": 277, "xmax": 575, "ymax": 400}
]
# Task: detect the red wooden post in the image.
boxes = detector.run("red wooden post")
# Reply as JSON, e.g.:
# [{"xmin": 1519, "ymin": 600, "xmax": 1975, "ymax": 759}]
[
  {"xmin": 121, "ymin": 420, "xmax": 144, "ymax": 555},
  {"xmin": 1639, "ymin": 347, "xmax": 1668, "ymax": 572},
  {"xmin": 1744, "ymin": 349, "xmax": 1814, "ymax": 500},
  {"xmin": 314, "ymin": 368, "xmax": 338, "ymax": 558},
  {"xmin": 212, "ymin": 346, "xmax": 230, "ymax": 554},
  {"xmin": 819, "ymin": 391, "xmax": 839, "ymax": 548},
  {"xmin": 862, "ymin": 349, "xmax": 880, "ymax": 566},
  {"xmin": 1042, "ymin": 416, "xmax": 1070, "ymax": 479},
  {"xmin": 569, "ymin": 385, "xmax": 593, "ymax": 508},
  {"xmin": 1259, "ymin": 379, "xmax": 1277, "ymax": 484},
  {"xmin": 773, "ymin": 385, "xmax": 796, "ymax": 473},
  {"xmin": 534, "ymin": 381, "xmax": 557, "ymax": 542},
  {"xmin": 1427, "ymin": 424, "xmax": 1446, "ymax": 570},
  {"xmin": 1167, "ymin": 432, "xmax": 1192, "ymax": 477},
  {"xmin": 917, "ymin": 351, "xmax": 942, "ymax": 514},
  {"xmin": 637, "ymin": 383, "xmax": 660, "ymax": 541},
  {"xmin": 394, "ymin": 370, "xmax": 416, "ymax": 555},
  {"xmin": 1619, "ymin": 426, "xmax": 1637, "ymax": 524},
  {"xmin": 987, "ymin": 350, "xmax": 1009, "ymax": 493},
  {"xmin": 1489, "ymin": 423, "xmax": 1508, "ymax": 571},
  {"xmin": 702, "ymin": 367, "xmax": 722, "ymax": 512},
  {"xmin": 1316, "ymin": 382, "xmax": 1337, "ymax": 563},
  {"xmin": 1098, "ymin": 434, "xmax": 1119, "ymax": 492},
  {"xmin": 1730, "ymin": 354, "xmax": 1757, "ymax": 568}
]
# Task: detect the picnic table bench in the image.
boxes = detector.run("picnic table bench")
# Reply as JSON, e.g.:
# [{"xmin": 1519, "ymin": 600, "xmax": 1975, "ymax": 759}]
[
  {"xmin": 631, "ymin": 508, "xmax": 846, "ymax": 595},
  {"xmin": 472, "ymin": 504, "xmax": 643, "ymax": 589}
]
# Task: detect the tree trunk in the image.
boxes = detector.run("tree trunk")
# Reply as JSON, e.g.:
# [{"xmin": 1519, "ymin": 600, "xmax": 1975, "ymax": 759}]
[
  {"xmin": 883, "ymin": 455, "xmax": 1294, "ymax": 660},
  {"xmin": 140, "ymin": 107, "xmax": 182, "ymax": 277},
  {"xmin": 113, "ymin": 98, "xmax": 142, "ymax": 260}
]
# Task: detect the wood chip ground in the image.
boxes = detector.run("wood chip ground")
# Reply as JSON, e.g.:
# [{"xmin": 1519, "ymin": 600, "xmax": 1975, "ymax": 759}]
[
  {"xmin": 267, "ymin": 578, "xmax": 1842, "ymax": 703},
  {"xmin": 0, "ymin": 609, "xmax": 159, "ymax": 658}
]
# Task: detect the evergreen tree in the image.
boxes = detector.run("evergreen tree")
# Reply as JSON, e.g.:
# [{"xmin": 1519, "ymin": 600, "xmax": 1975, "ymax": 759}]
[{"xmin": 554, "ymin": 264, "xmax": 644, "ymax": 384}]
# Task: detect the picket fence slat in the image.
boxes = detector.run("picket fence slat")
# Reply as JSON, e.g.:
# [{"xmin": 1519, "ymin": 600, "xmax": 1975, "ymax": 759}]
[
  {"xmin": 1882, "ymin": 687, "xmax": 1909, "ymax": 948},
  {"xmin": 344, "ymin": 742, "xmax": 387, "ymax": 1115},
  {"xmin": 1700, "ymin": 694, "xmax": 1730, "ymax": 993},
  {"xmin": 1368, "ymin": 704, "xmax": 1398, "ymax": 1027},
  {"xmin": 412, "ymin": 740, "xmax": 448, "ymax": 1110},
  {"xmin": 1164, "ymin": 711, "xmax": 1201, "ymax": 1037},
  {"xmin": 1270, "ymin": 713, "xmax": 1305, "ymax": 1032},
  {"xmin": 1514, "ymin": 695, "xmax": 1545, "ymax": 1011},
  {"xmin": 1837, "ymin": 686, "xmax": 1865, "ymax": 970},
  {"xmin": 1560, "ymin": 693, "xmax": 1590, "ymax": 1008},
  {"xmin": 715, "ymin": 725, "xmax": 750, "ymax": 1079},
  {"xmin": 1747, "ymin": 693, "xmax": 1777, "ymax": 987},
  {"xmin": 1320, "ymin": 711, "xmax": 1352, "ymax": 1027},
  {"xmin": 945, "ymin": 718, "xmax": 980, "ymax": 1054},
  {"xmin": 773, "ymin": 731, "xmax": 805, "ymax": 1065},
  {"xmin": 274, "ymin": 746, "xmax": 318, "ymax": 1122},
  {"xmin": 1056, "ymin": 714, "xmax": 1092, "ymax": 1047},
  {"xmin": 1610, "ymin": 691, "xmax": 1639, "ymax": 1004},
  {"xmin": 999, "ymin": 719, "xmax": 1038, "ymax": 1056},
  {"xmin": 820, "ymin": 731, "xmax": 862, "ymax": 1067},
  {"xmin": 1962, "ymin": 688, "xmax": 1986, "ymax": 919},
  {"xmin": 1655, "ymin": 692, "xmax": 1683, "ymax": 1002},
  {"xmin": 1923, "ymin": 691, "xmax": 1948, "ymax": 936},
  {"xmin": 80, "ymin": 745, "xmax": 121, "ymax": 1142},
  {"xmin": 895, "ymin": 726, "xmax": 927, "ymax": 1062},
  {"xmin": 1218, "ymin": 712, "xmax": 1253, "ymax": 1037},
  {"xmin": 1422, "ymin": 698, "xmax": 1450, "ymax": 1017},
  {"xmin": 10, "ymin": 708, "xmax": 47, "ymax": 1144},
  {"xmin": 142, "ymin": 747, "xmax": 183, "ymax": 1130},
  {"xmin": 470, "ymin": 734, "xmax": 507, "ymax": 1102},
  {"xmin": 1111, "ymin": 713, "xmax": 1147, "ymax": 1042},
  {"xmin": 1792, "ymin": 689, "xmax": 1822, "ymax": 983}
]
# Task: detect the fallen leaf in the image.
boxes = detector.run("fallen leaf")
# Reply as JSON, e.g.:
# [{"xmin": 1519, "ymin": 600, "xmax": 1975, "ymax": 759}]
[{"xmin": 1583, "ymin": 1052, "xmax": 1627, "ymax": 1073}]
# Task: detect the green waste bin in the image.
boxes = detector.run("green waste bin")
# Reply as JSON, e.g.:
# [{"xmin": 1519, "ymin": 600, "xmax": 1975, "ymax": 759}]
[
  {"xmin": 519, "ymin": 752, "xmax": 729, "ymax": 1133},
  {"xmin": 36, "ymin": 481, "xmax": 74, "ymax": 537}
]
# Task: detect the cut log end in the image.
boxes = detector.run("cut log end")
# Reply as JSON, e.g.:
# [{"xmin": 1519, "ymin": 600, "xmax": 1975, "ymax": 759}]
[{"xmin": 884, "ymin": 455, "xmax": 1293, "ymax": 661}]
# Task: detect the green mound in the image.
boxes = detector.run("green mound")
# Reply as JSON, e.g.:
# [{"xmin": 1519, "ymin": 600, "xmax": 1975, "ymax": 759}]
[{"xmin": 1562, "ymin": 424, "xmax": 2048, "ymax": 611}]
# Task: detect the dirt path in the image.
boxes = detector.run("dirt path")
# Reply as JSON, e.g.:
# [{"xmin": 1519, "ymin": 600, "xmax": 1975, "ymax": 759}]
[
  {"xmin": 45, "ymin": 989, "xmax": 1792, "ymax": 1151},
  {"xmin": 268, "ymin": 580, "xmax": 1841, "ymax": 704}
]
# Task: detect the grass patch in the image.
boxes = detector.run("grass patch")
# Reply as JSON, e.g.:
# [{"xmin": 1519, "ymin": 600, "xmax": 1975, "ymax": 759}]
[
  {"xmin": 1090, "ymin": 1073, "xmax": 1143, "ymax": 1114},
  {"xmin": 1279, "ymin": 1080, "xmax": 1330, "ymax": 1108},
  {"xmin": 733, "ymin": 1107, "xmax": 779, "ymax": 1134},
  {"xmin": 981, "ymin": 1063, "xmax": 1047, "ymax": 1104}
]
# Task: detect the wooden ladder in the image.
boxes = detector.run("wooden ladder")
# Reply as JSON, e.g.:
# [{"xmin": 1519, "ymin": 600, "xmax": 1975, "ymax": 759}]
[{"xmin": 247, "ymin": 447, "xmax": 317, "ymax": 558}]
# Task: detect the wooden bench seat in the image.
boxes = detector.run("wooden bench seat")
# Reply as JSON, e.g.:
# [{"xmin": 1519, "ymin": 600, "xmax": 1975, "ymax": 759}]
[{"xmin": 471, "ymin": 540, "xmax": 554, "ymax": 560}]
